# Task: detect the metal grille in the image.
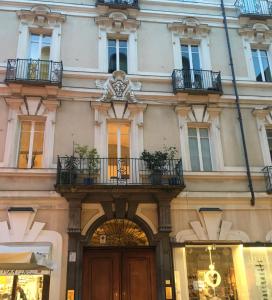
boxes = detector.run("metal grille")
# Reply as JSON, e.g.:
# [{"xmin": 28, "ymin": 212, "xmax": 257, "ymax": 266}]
[
  {"xmin": 235, "ymin": 0, "xmax": 272, "ymax": 16},
  {"xmin": 90, "ymin": 219, "xmax": 149, "ymax": 246}
]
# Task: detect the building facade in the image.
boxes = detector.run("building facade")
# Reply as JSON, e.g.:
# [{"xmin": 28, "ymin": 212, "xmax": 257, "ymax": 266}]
[{"xmin": 1, "ymin": 0, "xmax": 272, "ymax": 299}]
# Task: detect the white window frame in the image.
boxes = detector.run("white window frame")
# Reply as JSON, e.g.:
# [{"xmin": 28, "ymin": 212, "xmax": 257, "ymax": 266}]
[
  {"xmin": 180, "ymin": 44, "xmax": 202, "ymax": 70},
  {"xmin": 29, "ymin": 33, "xmax": 52, "ymax": 60},
  {"xmin": 251, "ymin": 48, "xmax": 272, "ymax": 82},
  {"xmin": 188, "ymin": 126, "xmax": 212, "ymax": 171},
  {"xmin": 2, "ymin": 98, "xmax": 59, "ymax": 168},
  {"xmin": 107, "ymin": 38, "xmax": 128, "ymax": 73},
  {"xmin": 17, "ymin": 118, "xmax": 45, "ymax": 169},
  {"xmin": 176, "ymin": 106, "xmax": 224, "ymax": 172}
]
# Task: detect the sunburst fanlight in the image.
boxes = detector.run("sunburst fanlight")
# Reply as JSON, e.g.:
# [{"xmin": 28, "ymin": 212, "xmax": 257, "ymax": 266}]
[{"xmin": 90, "ymin": 219, "xmax": 149, "ymax": 246}]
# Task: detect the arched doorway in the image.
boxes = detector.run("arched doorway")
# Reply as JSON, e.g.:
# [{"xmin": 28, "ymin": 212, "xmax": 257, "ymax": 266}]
[{"xmin": 82, "ymin": 219, "xmax": 157, "ymax": 300}]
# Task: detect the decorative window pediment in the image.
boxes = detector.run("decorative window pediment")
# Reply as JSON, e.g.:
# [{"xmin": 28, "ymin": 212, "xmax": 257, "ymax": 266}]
[
  {"xmin": 17, "ymin": 5, "xmax": 66, "ymax": 27},
  {"xmin": 168, "ymin": 17, "xmax": 210, "ymax": 40},
  {"xmin": 175, "ymin": 208, "xmax": 250, "ymax": 242},
  {"xmin": 96, "ymin": 12, "xmax": 140, "ymax": 33},
  {"xmin": 96, "ymin": 70, "xmax": 141, "ymax": 103},
  {"xmin": 239, "ymin": 23, "xmax": 272, "ymax": 44}
]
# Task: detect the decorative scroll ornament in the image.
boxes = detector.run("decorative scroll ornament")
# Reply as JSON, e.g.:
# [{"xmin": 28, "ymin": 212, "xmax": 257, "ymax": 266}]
[
  {"xmin": 239, "ymin": 23, "xmax": 272, "ymax": 44},
  {"xmin": 96, "ymin": 70, "xmax": 141, "ymax": 102}
]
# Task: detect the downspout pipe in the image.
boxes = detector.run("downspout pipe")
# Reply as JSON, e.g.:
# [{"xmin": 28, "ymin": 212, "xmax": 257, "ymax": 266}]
[{"xmin": 220, "ymin": 0, "xmax": 255, "ymax": 206}]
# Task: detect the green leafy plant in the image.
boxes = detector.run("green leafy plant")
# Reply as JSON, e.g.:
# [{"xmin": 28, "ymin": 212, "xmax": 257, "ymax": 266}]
[
  {"xmin": 86, "ymin": 148, "xmax": 100, "ymax": 176},
  {"xmin": 140, "ymin": 146, "xmax": 177, "ymax": 172}
]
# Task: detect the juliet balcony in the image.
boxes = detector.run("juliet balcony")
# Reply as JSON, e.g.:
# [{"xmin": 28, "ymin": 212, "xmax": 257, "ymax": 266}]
[
  {"xmin": 172, "ymin": 69, "xmax": 222, "ymax": 95},
  {"xmin": 56, "ymin": 157, "xmax": 184, "ymax": 187},
  {"xmin": 235, "ymin": 0, "xmax": 272, "ymax": 17},
  {"xmin": 96, "ymin": 0, "xmax": 138, "ymax": 9},
  {"xmin": 5, "ymin": 59, "xmax": 63, "ymax": 87},
  {"xmin": 262, "ymin": 166, "xmax": 272, "ymax": 193}
]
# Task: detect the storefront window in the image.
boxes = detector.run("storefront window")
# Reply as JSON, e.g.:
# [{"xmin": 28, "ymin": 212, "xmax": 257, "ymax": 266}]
[
  {"xmin": 243, "ymin": 247, "xmax": 272, "ymax": 299},
  {"xmin": 0, "ymin": 274, "xmax": 48, "ymax": 300},
  {"xmin": 173, "ymin": 246, "xmax": 239, "ymax": 300}
]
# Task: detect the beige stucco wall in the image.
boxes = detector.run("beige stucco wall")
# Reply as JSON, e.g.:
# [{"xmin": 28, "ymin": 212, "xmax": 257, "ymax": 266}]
[
  {"xmin": 143, "ymin": 105, "xmax": 180, "ymax": 153},
  {"xmin": 138, "ymin": 22, "xmax": 173, "ymax": 73},
  {"xmin": 53, "ymin": 100, "xmax": 94, "ymax": 161},
  {"xmin": 61, "ymin": 16, "xmax": 98, "ymax": 68},
  {"xmin": 220, "ymin": 108, "xmax": 245, "ymax": 167},
  {"xmin": 0, "ymin": 12, "xmax": 18, "ymax": 62},
  {"xmin": 0, "ymin": 99, "xmax": 8, "ymax": 162}
]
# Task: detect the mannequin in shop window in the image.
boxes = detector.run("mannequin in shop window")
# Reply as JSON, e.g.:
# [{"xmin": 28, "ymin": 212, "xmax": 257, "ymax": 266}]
[{"xmin": 16, "ymin": 287, "xmax": 27, "ymax": 300}]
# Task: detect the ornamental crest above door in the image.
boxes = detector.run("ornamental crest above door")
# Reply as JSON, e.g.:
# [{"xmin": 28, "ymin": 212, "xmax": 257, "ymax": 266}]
[{"xmin": 96, "ymin": 70, "xmax": 141, "ymax": 102}]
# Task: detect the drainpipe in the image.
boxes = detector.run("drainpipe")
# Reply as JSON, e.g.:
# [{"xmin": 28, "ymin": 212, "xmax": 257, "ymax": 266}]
[{"xmin": 220, "ymin": 0, "xmax": 255, "ymax": 206}]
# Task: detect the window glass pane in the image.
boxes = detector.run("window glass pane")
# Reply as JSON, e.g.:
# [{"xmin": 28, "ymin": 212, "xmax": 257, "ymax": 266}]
[
  {"xmin": 32, "ymin": 122, "xmax": 45, "ymax": 168},
  {"xmin": 0, "ymin": 276, "xmax": 13, "ymax": 299},
  {"xmin": 199, "ymin": 128, "xmax": 208, "ymax": 138},
  {"xmin": 29, "ymin": 34, "xmax": 40, "ymax": 59},
  {"xmin": 266, "ymin": 128, "xmax": 272, "ymax": 160},
  {"xmin": 189, "ymin": 136, "xmax": 200, "ymax": 171},
  {"xmin": 18, "ymin": 121, "xmax": 31, "ymax": 168},
  {"xmin": 191, "ymin": 45, "xmax": 201, "ymax": 70},
  {"xmin": 260, "ymin": 51, "xmax": 272, "ymax": 82},
  {"xmin": 108, "ymin": 39, "xmax": 116, "ymax": 73},
  {"xmin": 188, "ymin": 127, "xmax": 197, "ymax": 137},
  {"xmin": 119, "ymin": 40, "xmax": 127, "ymax": 73},
  {"xmin": 185, "ymin": 247, "xmax": 238, "ymax": 299},
  {"xmin": 17, "ymin": 275, "xmax": 44, "ymax": 300},
  {"xmin": 120, "ymin": 123, "xmax": 130, "ymax": 158},
  {"xmin": 252, "ymin": 49, "xmax": 263, "ymax": 81},
  {"xmin": 42, "ymin": 35, "xmax": 51, "ymax": 46},
  {"xmin": 181, "ymin": 45, "xmax": 190, "ymax": 70},
  {"xmin": 200, "ymin": 137, "xmax": 212, "ymax": 171}
]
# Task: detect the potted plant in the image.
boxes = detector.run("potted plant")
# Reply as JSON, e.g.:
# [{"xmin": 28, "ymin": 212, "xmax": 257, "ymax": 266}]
[
  {"xmin": 140, "ymin": 146, "xmax": 177, "ymax": 185},
  {"xmin": 74, "ymin": 144, "xmax": 100, "ymax": 185},
  {"xmin": 61, "ymin": 155, "xmax": 78, "ymax": 184}
]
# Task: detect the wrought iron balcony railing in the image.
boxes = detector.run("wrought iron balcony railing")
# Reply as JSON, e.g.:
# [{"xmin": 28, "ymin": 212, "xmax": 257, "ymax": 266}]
[
  {"xmin": 262, "ymin": 166, "xmax": 272, "ymax": 193},
  {"xmin": 172, "ymin": 69, "xmax": 222, "ymax": 94},
  {"xmin": 56, "ymin": 157, "xmax": 184, "ymax": 186},
  {"xmin": 96, "ymin": 0, "xmax": 138, "ymax": 9},
  {"xmin": 235, "ymin": 0, "xmax": 272, "ymax": 16},
  {"xmin": 5, "ymin": 59, "xmax": 63, "ymax": 86}
]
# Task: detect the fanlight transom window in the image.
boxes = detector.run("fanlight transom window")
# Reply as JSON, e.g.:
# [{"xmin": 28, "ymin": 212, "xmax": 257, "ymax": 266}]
[{"xmin": 90, "ymin": 219, "xmax": 149, "ymax": 246}]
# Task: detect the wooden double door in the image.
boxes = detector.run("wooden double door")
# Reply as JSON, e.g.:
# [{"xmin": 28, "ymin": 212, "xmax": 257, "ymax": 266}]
[{"xmin": 82, "ymin": 248, "xmax": 157, "ymax": 300}]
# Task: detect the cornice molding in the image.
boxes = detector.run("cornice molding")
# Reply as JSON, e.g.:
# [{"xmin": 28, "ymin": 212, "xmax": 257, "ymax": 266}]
[
  {"xmin": 239, "ymin": 23, "xmax": 272, "ymax": 45},
  {"xmin": 17, "ymin": 5, "xmax": 66, "ymax": 27}
]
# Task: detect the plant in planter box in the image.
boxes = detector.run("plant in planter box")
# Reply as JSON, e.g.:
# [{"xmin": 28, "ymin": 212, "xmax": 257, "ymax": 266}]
[{"xmin": 140, "ymin": 146, "xmax": 177, "ymax": 185}]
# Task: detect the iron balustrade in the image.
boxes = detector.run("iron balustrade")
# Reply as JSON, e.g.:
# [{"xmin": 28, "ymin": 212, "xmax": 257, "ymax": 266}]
[
  {"xmin": 56, "ymin": 157, "xmax": 184, "ymax": 186},
  {"xmin": 172, "ymin": 69, "xmax": 222, "ymax": 94},
  {"xmin": 6, "ymin": 59, "xmax": 63, "ymax": 86},
  {"xmin": 96, "ymin": 0, "xmax": 138, "ymax": 8},
  {"xmin": 235, "ymin": 0, "xmax": 272, "ymax": 16},
  {"xmin": 262, "ymin": 166, "xmax": 272, "ymax": 193}
]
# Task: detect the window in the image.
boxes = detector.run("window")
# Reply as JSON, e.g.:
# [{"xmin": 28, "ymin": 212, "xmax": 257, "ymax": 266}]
[
  {"xmin": 29, "ymin": 33, "xmax": 51, "ymax": 60},
  {"xmin": 18, "ymin": 120, "xmax": 45, "ymax": 168},
  {"xmin": 108, "ymin": 39, "xmax": 128, "ymax": 73},
  {"xmin": 107, "ymin": 122, "xmax": 130, "ymax": 179},
  {"xmin": 181, "ymin": 45, "xmax": 202, "ymax": 88},
  {"xmin": 188, "ymin": 127, "xmax": 212, "ymax": 171},
  {"xmin": 251, "ymin": 49, "xmax": 272, "ymax": 82},
  {"xmin": 266, "ymin": 128, "xmax": 272, "ymax": 161}
]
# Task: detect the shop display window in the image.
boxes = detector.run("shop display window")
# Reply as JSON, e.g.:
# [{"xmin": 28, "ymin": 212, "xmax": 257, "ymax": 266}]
[
  {"xmin": 173, "ymin": 246, "xmax": 239, "ymax": 300},
  {"xmin": 243, "ymin": 247, "xmax": 272, "ymax": 299},
  {"xmin": 0, "ymin": 274, "xmax": 49, "ymax": 300}
]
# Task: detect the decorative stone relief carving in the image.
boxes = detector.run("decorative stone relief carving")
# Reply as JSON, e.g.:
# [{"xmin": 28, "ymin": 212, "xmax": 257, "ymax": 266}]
[
  {"xmin": 5, "ymin": 97, "xmax": 60, "ymax": 116},
  {"xmin": 239, "ymin": 23, "xmax": 272, "ymax": 44},
  {"xmin": 17, "ymin": 5, "xmax": 66, "ymax": 26},
  {"xmin": 0, "ymin": 209, "xmax": 45, "ymax": 243},
  {"xmin": 96, "ymin": 70, "xmax": 141, "ymax": 103},
  {"xmin": 168, "ymin": 17, "xmax": 210, "ymax": 39},
  {"xmin": 96, "ymin": 11, "xmax": 140, "ymax": 33},
  {"xmin": 175, "ymin": 208, "xmax": 250, "ymax": 242}
]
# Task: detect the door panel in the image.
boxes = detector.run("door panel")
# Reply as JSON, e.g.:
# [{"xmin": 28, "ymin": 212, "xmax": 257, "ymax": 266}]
[
  {"xmin": 122, "ymin": 250, "xmax": 157, "ymax": 300},
  {"xmin": 82, "ymin": 249, "xmax": 156, "ymax": 300},
  {"xmin": 82, "ymin": 250, "xmax": 120, "ymax": 300}
]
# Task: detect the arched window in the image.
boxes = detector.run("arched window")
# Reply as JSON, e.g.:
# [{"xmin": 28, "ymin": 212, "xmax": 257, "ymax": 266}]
[{"xmin": 90, "ymin": 219, "xmax": 149, "ymax": 246}]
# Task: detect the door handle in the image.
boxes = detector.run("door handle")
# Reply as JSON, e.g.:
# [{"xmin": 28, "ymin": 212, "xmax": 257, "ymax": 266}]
[{"xmin": 114, "ymin": 291, "xmax": 119, "ymax": 299}]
